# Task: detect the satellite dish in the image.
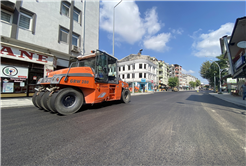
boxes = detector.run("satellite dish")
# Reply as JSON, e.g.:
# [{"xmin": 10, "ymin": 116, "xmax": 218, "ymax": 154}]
[{"xmin": 237, "ymin": 41, "xmax": 246, "ymax": 48}]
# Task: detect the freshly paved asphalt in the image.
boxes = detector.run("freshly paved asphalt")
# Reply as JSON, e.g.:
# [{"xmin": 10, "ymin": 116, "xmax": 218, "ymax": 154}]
[{"xmin": 1, "ymin": 91, "xmax": 246, "ymax": 165}]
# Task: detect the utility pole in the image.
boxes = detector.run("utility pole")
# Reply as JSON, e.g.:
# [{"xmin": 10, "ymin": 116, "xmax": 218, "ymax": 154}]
[
  {"xmin": 112, "ymin": 0, "xmax": 122, "ymax": 57},
  {"xmin": 214, "ymin": 72, "xmax": 216, "ymax": 92}
]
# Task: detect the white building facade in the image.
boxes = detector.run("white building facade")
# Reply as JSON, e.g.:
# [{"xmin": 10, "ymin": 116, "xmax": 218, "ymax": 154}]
[
  {"xmin": 0, "ymin": 0, "xmax": 99, "ymax": 97},
  {"xmin": 183, "ymin": 74, "xmax": 198, "ymax": 89},
  {"xmin": 118, "ymin": 54, "xmax": 157, "ymax": 92}
]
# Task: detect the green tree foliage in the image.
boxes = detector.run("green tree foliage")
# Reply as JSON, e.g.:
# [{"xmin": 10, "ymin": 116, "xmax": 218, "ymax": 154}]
[
  {"xmin": 168, "ymin": 77, "xmax": 179, "ymax": 88},
  {"xmin": 200, "ymin": 54, "xmax": 228, "ymax": 87},
  {"xmin": 189, "ymin": 81, "xmax": 196, "ymax": 88},
  {"xmin": 196, "ymin": 80, "xmax": 201, "ymax": 87}
]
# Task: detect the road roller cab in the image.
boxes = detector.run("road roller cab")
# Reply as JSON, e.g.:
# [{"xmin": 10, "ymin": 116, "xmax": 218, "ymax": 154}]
[{"xmin": 32, "ymin": 50, "xmax": 130, "ymax": 115}]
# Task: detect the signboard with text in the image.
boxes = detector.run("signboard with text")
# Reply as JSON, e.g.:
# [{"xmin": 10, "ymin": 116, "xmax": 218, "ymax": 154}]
[
  {"xmin": 1, "ymin": 45, "xmax": 54, "ymax": 66},
  {"xmin": 227, "ymin": 78, "xmax": 237, "ymax": 84},
  {"xmin": 1, "ymin": 65, "xmax": 28, "ymax": 78}
]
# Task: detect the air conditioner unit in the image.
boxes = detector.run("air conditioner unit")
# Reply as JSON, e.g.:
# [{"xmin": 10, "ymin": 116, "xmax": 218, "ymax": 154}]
[{"xmin": 72, "ymin": 45, "xmax": 80, "ymax": 53}]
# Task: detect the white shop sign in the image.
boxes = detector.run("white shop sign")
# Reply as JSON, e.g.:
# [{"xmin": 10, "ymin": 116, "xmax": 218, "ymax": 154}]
[
  {"xmin": 1, "ymin": 65, "xmax": 28, "ymax": 78},
  {"xmin": 0, "ymin": 45, "xmax": 53, "ymax": 66}
]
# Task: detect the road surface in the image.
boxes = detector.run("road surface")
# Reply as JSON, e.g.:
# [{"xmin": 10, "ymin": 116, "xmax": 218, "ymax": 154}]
[{"xmin": 1, "ymin": 91, "xmax": 246, "ymax": 165}]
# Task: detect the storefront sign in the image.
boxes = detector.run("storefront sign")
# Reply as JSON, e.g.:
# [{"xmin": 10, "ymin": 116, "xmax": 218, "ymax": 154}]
[
  {"xmin": 235, "ymin": 56, "xmax": 245, "ymax": 69},
  {"xmin": 1, "ymin": 45, "xmax": 53, "ymax": 66},
  {"xmin": 1, "ymin": 65, "xmax": 28, "ymax": 78},
  {"xmin": 141, "ymin": 79, "xmax": 146, "ymax": 82},
  {"xmin": 44, "ymin": 64, "xmax": 54, "ymax": 76},
  {"xmin": 227, "ymin": 78, "xmax": 237, "ymax": 84}
]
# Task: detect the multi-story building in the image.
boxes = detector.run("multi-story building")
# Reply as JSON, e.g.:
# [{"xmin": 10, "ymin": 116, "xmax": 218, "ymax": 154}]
[
  {"xmin": 158, "ymin": 60, "xmax": 169, "ymax": 87},
  {"xmin": 169, "ymin": 64, "xmax": 183, "ymax": 88},
  {"xmin": 0, "ymin": 0, "xmax": 99, "ymax": 97},
  {"xmin": 118, "ymin": 54, "xmax": 157, "ymax": 92},
  {"xmin": 183, "ymin": 74, "xmax": 198, "ymax": 89},
  {"xmin": 220, "ymin": 17, "xmax": 246, "ymax": 96}
]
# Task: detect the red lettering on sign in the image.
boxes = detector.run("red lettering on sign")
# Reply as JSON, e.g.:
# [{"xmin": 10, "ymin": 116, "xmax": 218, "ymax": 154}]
[
  {"xmin": 1, "ymin": 46, "xmax": 15, "ymax": 57},
  {"xmin": 19, "ymin": 50, "xmax": 34, "ymax": 60},
  {"xmin": 36, "ymin": 54, "xmax": 48, "ymax": 63}
]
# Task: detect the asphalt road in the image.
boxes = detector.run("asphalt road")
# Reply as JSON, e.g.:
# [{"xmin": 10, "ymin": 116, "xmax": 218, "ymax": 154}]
[{"xmin": 1, "ymin": 91, "xmax": 246, "ymax": 165}]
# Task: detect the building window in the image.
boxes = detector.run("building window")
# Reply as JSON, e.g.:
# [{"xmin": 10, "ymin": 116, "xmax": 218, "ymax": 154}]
[
  {"xmin": 128, "ymin": 65, "xmax": 130, "ymax": 70},
  {"xmin": 127, "ymin": 74, "xmax": 130, "ymax": 78},
  {"xmin": 61, "ymin": 2, "xmax": 70, "ymax": 17},
  {"xmin": 123, "ymin": 66, "xmax": 125, "ymax": 71},
  {"xmin": 72, "ymin": 33, "xmax": 80, "ymax": 46},
  {"xmin": 73, "ymin": 8, "xmax": 80, "ymax": 23},
  {"xmin": 1, "ymin": 11, "xmax": 12, "ymax": 23},
  {"xmin": 122, "ymin": 74, "xmax": 125, "ymax": 79},
  {"xmin": 119, "ymin": 67, "xmax": 121, "ymax": 71},
  {"xmin": 144, "ymin": 64, "xmax": 146, "ymax": 69},
  {"xmin": 139, "ymin": 64, "xmax": 142, "ymax": 69},
  {"xmin": 59, "ymin": 27, "xmax": 69, "ymax": 43},
  {"xmin": 139, "ymin": 73, "xmax": 142, "ymax": 78},
  {"xmin": 132, "ymin": 64, "xmax": 135, "ymax": 70},
  {"xmin": 19, "ymin": 12, "xmax": 32, "ymax": 30},
  {"xmin": 132, "ymin": 73, "xmax": 135, "ymax": 78},
  {"xmin": 144, "ymin": 73, "xmax": 146, "ymax": 78}
]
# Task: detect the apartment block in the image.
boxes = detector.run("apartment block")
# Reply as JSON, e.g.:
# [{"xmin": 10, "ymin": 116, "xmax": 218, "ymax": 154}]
[
  {"xmin": 118, "ymin": 54, "xmax": 157, "ymax": 91},
  {"xmin": 0, "ymin": 0, "xmax": 99, "ymax": 97}
]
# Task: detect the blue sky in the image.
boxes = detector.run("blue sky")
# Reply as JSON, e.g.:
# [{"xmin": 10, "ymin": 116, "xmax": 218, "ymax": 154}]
[{"xmin": 99, "ymin": 0, "xmax": 246, "ymax": 84}]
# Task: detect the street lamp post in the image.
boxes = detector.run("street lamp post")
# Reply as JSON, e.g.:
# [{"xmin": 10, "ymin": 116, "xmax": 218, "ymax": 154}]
[{"xmin": 113, "ymin": 0, "xmax": 122, "ymax": 57}]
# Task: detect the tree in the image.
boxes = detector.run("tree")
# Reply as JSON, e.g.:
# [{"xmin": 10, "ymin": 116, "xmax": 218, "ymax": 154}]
[
  {"xmin": 196, "ymin": 80, "xmax": 201, "ymax": 87},
  {"xmin": 168, "ymin": 77, "xmax": 179, "ymax": 88},
  {"xmin": 200, "ymin": 54, "xmax": 228, "ymax": 87},
  {"xmin": 189, "ymin": 81, "xmax": 196, "ymax": 88}
]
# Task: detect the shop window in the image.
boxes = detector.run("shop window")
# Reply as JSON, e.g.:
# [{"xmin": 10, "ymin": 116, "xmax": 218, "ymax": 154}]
[
  {"xmin": 1, "ymin": 77, "xmax": 28, "ymax": 94},
  {"xmin": 139, "ymin": 73, "xmax": 142, "ymax": 78}
]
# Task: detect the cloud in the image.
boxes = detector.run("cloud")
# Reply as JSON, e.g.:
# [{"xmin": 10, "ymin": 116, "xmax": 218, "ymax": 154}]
[
  {"xmin": 182, "ymin": 69, "xmax": 195, "ymax": 74},
  {"xmin": 144, "ymin": 7, "xmax": 161, "ymax": 35},
  {"xmin": 143, "ymin": 33, "xmax": 171, "ymax": 52},
  {"xmin": 191, "ymin": 23, "xmax": 234, "ymax": 57},
  {"xmin": 100, "ymin": 0, "xmax": 170, "ymax": 52},
  {"xmin": 100, "ymin": 0, "xmax": 145, "ymax": 44},
  {"xmin": 171, "ymin": 28, "xmax": 184, "ymax": 35}
]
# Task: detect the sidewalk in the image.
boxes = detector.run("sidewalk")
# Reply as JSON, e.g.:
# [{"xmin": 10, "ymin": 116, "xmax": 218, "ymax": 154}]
[
  {"xmin": 1, "ymin": 97, "xmax": 33, "ymax": 108},
  {"xmin": 209, "ymin": 92, "xmax": 246, "ymax": 108}
]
